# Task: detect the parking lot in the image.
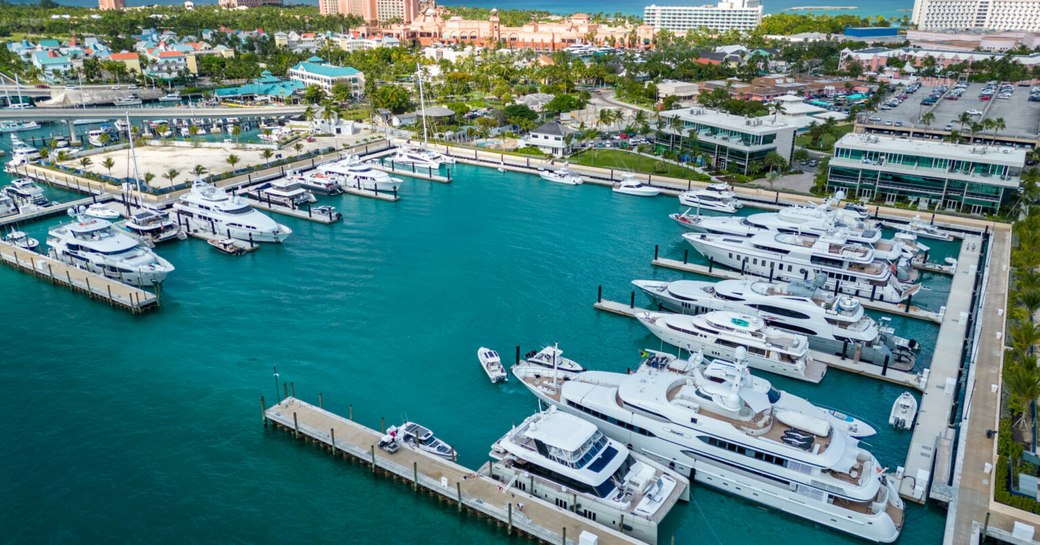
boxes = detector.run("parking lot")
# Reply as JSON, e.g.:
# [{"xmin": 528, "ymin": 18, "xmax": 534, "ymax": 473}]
[{"xmin": 860, "ymin": 82, "xmax": 1040, "ymax": 142}]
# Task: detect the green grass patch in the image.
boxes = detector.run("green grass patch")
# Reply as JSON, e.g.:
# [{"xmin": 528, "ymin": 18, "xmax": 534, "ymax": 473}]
[
  {"xmin": 569, "ymin": 149, "xmax": 710, "ymax": 181},
  {"xmin": 796, "ymin": 123, "xmax": 854, "ymax": 152}
]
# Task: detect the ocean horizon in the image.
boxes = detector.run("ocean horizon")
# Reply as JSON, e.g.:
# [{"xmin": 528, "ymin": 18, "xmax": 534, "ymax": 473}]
[{"xmin": 7, "ymin": 0, "xmax": 914, "ymax": 19}]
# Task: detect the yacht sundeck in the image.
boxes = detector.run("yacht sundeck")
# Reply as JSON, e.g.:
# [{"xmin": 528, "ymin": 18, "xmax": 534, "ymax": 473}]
[
  {"xmin": 3, "ymin": 178, "xmax": 48, "ymax": 206},
  {"xmin": 249, "ymin": 178, "xmax": 318, "ymax": 208},
  {"xmin": 124, "ymin": 208, "xmax": 182, "ymax": 244},
  {"xmin": 3, "ymin": 230, "xmax": 38, "ymax": 250},
  {"xmin": 390, "ymin": 422, "xmax": 455, "ymax": 460}
]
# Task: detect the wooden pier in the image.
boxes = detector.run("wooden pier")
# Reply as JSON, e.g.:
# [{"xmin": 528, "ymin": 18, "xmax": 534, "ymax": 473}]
[
  {"xmin": 0, "ymin": 194, "xmax": 118, "ymax": 228},
  {"xmin": 376, "ymin": 160, "xmax": 452, "ymax": 183},
  {"xmin": 0, "ymin": 240, "xmax": 158, "ymax": 313},
  {"xmin": 241, "ymin": 197, "xmax": 343, "ymax": 223},
  {"xmin": 650, "ymin": 257, "xmax": 943, "ymax": 323},
  {"xmin": 896, "ymin": 235, "xmax": 983, "ymax": 503},
  {"xmin": 262, "ymin": 396, "xmax": 644, "ymax": 545},
  {"xmin": 593, "ymin": 299, "xmax": 926, "ymax": 391}
]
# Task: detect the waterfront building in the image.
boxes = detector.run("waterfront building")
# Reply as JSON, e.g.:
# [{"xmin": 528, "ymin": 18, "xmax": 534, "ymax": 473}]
[
  {"xmin": 643, "ymin": 0, "xmax": 763, "ymax": 32},
  {"xmin": 908, "ymin": 29, "xmax": 1040, "ymax": 51},
  {"xmin": 218, "ymin": 0, "xmax": 282, "ymax": 8},
  {"xmin": 98, "ymin": 0, "xmax": 125, "ymax": 10},
  {"xmin": 912, "ymin": 0, "xmax": 1040, "ymax": 32},
  {"xmin": 826, "ymin": 133, "xmax": 1025, "ymax": 214},
  {"xmin": 319, "ymin": 0, "xmax": 420, "ymax": 24},
  {"xmin": 31, "ymin": 51, "xmax": 73, "ymax": 83},
  {"xmin": 288, "ymin": 58, "xmax": 365, "ymax": 97},
  {"xmin": 658, "ymin": 107, "xmax": 797, "ymax": 174},
  {"xmin": 524, "ymin": 122, "xmax": 575, "ymax": 157},
  {"xmin": 350, "ymin": 6, "xmax": 655, "ymax": 51},
  {"xmin": 840, "ymin": 45, "xmax": 1040, "ymax": 72},
  {"xmin": 214, "ymin": 71, "xmax": 305, "ymax": 103}
]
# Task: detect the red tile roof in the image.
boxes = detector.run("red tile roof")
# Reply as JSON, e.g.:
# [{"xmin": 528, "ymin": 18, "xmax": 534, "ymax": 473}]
[
  {"xmin": 110, "ymin": 52, "xmax": 139, "ymax": 60},
  {"xmin": 158, "ymin": 51, "xmax": 184, "ymax": 58}
]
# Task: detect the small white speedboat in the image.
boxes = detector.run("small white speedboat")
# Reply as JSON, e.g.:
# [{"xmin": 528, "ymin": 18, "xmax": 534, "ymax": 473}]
[
  {"xmin": 393, "ymin": 421, "xmax": 455, "ymax": 460},
  {"xmin": 84, "ymin": 203, "xmax": 121, "ymax": 220},
  {"xmin": 820, "ymin": 407, "xmax": 877, "ymax": 438},
  {"xmin": 540, "ymin": 168, "xmax": 583, "ymax": 185},
  {"xmin": 678, "ymin": 183, "xmax": 742, "ymax": 213},
  {"xmin": 3, "ymin": 230, "xmax": 39, "ymax": 250},
  {"xmin": 477, "ymin": 347, "xmax": 508, "ymax": 383},
  {"xmin": 668, "ymin": 208, "xmax": 705, "ymax": 230},
  {"xmin": 612, "ymin": 176, "xmax": 660, "ymax": 197},
  {"xmin": 896, "ymin": 215, "xmax": 953, "ymax": 241},
  {"xmin": 889, "ymin": 392, "xmax": 918, "ymax": 430}
]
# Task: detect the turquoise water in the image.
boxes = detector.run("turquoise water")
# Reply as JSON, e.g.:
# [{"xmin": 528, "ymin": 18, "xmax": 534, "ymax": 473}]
[{"xmin": 0, "ymin": 130, "xmax": 948, "ymax": 543}]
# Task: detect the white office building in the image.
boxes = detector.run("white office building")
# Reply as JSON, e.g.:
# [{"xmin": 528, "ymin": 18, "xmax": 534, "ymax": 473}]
[
  {"xmin": 912, "ymin": 0, "xmax": 1040, "ymax": 32},
  {"xmin": 643, "ymin": 0, "xmax": 763, "ymax": 32}
]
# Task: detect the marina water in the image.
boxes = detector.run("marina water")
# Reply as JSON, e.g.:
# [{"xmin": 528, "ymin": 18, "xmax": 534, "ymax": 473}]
[{"xmin": 0, "ymin": 131, "xmax": 948, "ymax": 543}]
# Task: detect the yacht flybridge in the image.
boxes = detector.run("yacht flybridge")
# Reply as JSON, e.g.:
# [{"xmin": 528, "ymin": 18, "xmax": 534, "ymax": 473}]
[
  {"xmin": 636, "ymin": 310, "xmax": 827, "ymax": 383},
  {"xmin": 633, "ymin": 276, "xmax": 918, "ymax": 370},
  {"xmin": 173, "ymin": 182, "xmax": 292, "ymax": 243},
  {"xmin": 684, "ymin": 230, "xmax": 920, "ymax": 303},
  {"xmin": 513, "ymin": 355, "xmax": 905, "ymax": 543},
  {"xmin": 677, "ymin": 183, "xmax": 742, "ymax": 213},
  {"xmin": 486, "ymin": 407, "xmax": 689, "ymax": 544}
]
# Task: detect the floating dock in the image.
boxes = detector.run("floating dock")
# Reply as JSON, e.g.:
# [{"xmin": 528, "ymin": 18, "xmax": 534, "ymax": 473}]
[
  {"xmin": 262, "ymin": 396, "xmax": 644, "ymax": 545},
  {"xmin": 376, "ymin": 160, "xmax": 451, "ymax": 183},
  {"xmin": 0, "ymin": 194, "xmax": 118, "ymax": 228},
  {"xmin": 242, "ymin": 197, "xmax": 343, "ymax": 223},
  {"xmin": 896, "ymin": 234, "xmax": 984, "ymax": 503},
  {"xmin": 593, "ymin": 299, "xmax": 926, "ymax": 391},
  {"xmin": 649, "ymin": 257, "xmax": 943, "ymax": 323},
  {"xmin": 0, "ymin": 240, "xmax": 158, "ymax": 313}
]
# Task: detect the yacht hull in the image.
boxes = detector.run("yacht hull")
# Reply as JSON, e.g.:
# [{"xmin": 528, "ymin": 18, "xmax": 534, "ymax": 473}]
[{"xmin": 50, "ymin": 250, "xmax": 172, "ymax": 287}]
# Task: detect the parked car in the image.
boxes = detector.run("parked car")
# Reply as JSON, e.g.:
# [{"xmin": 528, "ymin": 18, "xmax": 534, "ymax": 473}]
[
  {"xmin": 944, "ymin": 124, "xmax": 954, "ymax": 130},
  {"xmin": 966, "ymin": 109, "xmax": 983, "ymax": 116}
]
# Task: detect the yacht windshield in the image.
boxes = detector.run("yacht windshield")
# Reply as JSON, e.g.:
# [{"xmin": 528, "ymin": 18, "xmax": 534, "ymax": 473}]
[{"xmin": 223, "ymin": 205, "xmax": 253, "ymax": 215}]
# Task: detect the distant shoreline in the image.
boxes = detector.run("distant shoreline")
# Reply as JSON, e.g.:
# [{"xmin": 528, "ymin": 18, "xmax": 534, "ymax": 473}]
[{"xmin": 785, "ymin": 5, "xmax": 859, "ymax": 10}]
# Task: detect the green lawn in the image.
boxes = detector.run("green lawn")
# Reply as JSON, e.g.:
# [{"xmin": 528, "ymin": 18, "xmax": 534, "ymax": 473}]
[
  {"xmin": 796, "ymin": 123, "xmax": 854, "ymax": 152},
  {"xmin": 569, "ymin": 149, "xmax": 710, "ymax": 181}
]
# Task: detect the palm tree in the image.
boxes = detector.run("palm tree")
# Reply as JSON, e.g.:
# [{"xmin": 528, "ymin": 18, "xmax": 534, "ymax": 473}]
[
  {"xmin": 921, "ymin": 111, "xmax": 935, "ymax": 130},
  {"xmin": 1005, "ymin": 361, "xmax": 1040, "ymax": 432},
  {"xmin": 990, "ymin": 117, "xmax": 1006, "ymax": 144},
  {"xmin": 188, "ymin": 124, "xmax": 200, "ymax": 142},
  {"xmin": 157, "ymin": 123, "xmax": 169, "ymax": 143},
  {"xmin": 766, "ymin": 169, "xmax": 781, "ymax": 191},
  {"xmin": 143, "ymin": 172, "xmax": 155, "ymax": 189},
  {"xmin": 946, "ymin": 130, "xmax": 961, "ymax": 143},
  {"xmin": 261, "ymin": 149, "xmax": 274, "ymax": 163},
  {"xmin": 226, "ymin": 154, "xmax": 240, "ymax": 170},
  {"xmin": 163, "ymin": 168, "xmax": 180, "ymax": 187},
  {"xmin": 293, "ymin": 142, "xmax": 304, "ymax": 154},
  {"xmin": 1019, "ymin": 290, "xmax": 1040, "ymax": 325},
  {"xmin": 232, "ymin": 125, "xmax": 241, "ymax": 144},
  {"xmin": 192, "ymin": 164, "xmax": 208, "ymax": 179},
  {"xmin": 669, "ymin": 116, "xmax": 684, "ymax": 151},
  {"xmin": 771, "ymin": 101, "xmax": 786, "ymax": 123},
  {"xmin": 79, "ymin": 157, "xmax": 92, "ymax": 170},
  {"xmin": 101, "ymin": 157, "xmax": 115, "ymax": 177},
  {"xmin": 56, "ymin": 150, "xmax": 70, "ymax": 162},
  {"xmin": 99, "ymin": 132, "xmax": 111, "ymax": 147},
  {"xmin": 958, "ymin": 112, "xmax": 971, "ymax": 132}
]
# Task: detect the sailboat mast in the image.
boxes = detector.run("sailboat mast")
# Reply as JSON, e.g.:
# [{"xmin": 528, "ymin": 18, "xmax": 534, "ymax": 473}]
[
  {"xmin": 14, "ymin": 74, "xmax": 22, "ymax": 106},
  {"xmin": 1, "ymin": 76, "xmax": 9, "ymax": 106},
  {"xmin": 417, "ymin": 67, "xmax": 429, "ymax": 145},
  {"xmin": 126, "ymin": 113, "xmax": 141, "ymax": 192}
]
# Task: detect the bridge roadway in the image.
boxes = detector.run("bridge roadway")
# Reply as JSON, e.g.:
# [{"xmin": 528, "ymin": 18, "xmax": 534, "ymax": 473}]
[{"xmin": 0, "ymin": 105, "xmax": 309, "ymax": 122}]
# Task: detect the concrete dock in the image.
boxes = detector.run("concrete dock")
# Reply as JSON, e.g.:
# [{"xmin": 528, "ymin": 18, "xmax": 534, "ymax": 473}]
[
  {"xmin": 650, "ymin": 257, "xmax": 944, "ymax": 323},
  {"xmin": 896, "ymin": 235, "xmax": 983, "ymax": 503},
  {"xmin": 0, "ymin": 240, "xmax": 159, "ymax": 313},
  {"xmin": 241, "ymin": 196, "xmax": 343, "ymax": 223},
  {"xmin": 263, "ymin": 396, "xmax": 644, "ymax": 545},
  {"xmin": 593, "ymin": 299, "xmax": 926, "ymax": 391},
  {"xmin": 0, "ymin": 194, "xmax": 118, "ymax": 228},
  {"xmin": 375, "ymin": 160, "xmax": 451, "ymax": 184}
]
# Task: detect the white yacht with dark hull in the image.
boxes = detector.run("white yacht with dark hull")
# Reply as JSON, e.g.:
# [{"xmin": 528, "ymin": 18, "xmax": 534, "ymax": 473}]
[
  {"xmin": 684, "ymin": 230, "xmax": 920, "ymax": 304},
  {"xmin": 514, "ymin": 363, "xmax": 905, "ymax": 543},
  {"xmin": 486, "ymin": 407, "xmax": 688, "ymax": 545},
  {"xmin": 677, "ymin": 183, "xmax": 742, "ymax": 213},
  {"xmin": 632, "ymin": 277, "xmax": 918, "ymax": 370},
  {"xmin": 124, "ymin": 208, "xmax": 182, "ymax": 244},
  {"xmin": 173, "ymin": 182, "xmax": 292, "ymax": 243},
  {"xmin": 47, "ymin": 213, "xmax": 175, "ymax": 286},
  {"xmin": 635, "ymin": 310, "xmax": 827, "ymax": 383}
]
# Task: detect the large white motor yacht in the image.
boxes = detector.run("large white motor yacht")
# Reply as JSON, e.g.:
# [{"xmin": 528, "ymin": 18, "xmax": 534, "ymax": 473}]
[
  {"xmin": 0, "ymin": 193, "xmax": 18, "ymax": 217},
  {"xmin": 318, "ymin": 156, "xmax": 404, "ymax": 193},
  {"xmin": 677, "ymin": 183, "xmax": 742, "ymax": 213},
  {"xmin": 633, "ymin": 276, "xmax": 918, "ymax": 370},
  {"xmin": 391, "ymin": 147, "xmax": 454, "ymax": 170},
  {"xmin": 4, "ymin": 178, "xmax": 48, "ymax": 206},
  {"xmin": 684, "ymin": 230, "xmax": 920, "ymax": 303},
  {"xmin": 124, "ymin": 208, "xmax": 182, "ymax": 244},
  {"xmin": 487, "ymin": 407, "xmax": 689, "ymax": 544},
  {"xmin": 249, "ymin": 178, "xmax": 317, "ymax": 208},
  {"xmin": 285, "ymin": 170, "xmax": 341, "ymax": 195},
  {"xmin": 173, "ymin": 182, "xmax": 292, "ymax": 243},
  {"xmin": 613, "ymin": 176, "xmax": 661, "ymax": 197},
  {"xmin": 539, "ymin": 168, "xmax": 584, "ymax": 185},
  {"xmin": 514, "ymin": 358, "xmax": 905, "ymax": 543},
  {"xmin": 636, "ymin": 310, "xmax": 827, "ymax": 383},
  {"xmin": 47, "ymin": 213, "xmax": 175, "ymax": 286}
]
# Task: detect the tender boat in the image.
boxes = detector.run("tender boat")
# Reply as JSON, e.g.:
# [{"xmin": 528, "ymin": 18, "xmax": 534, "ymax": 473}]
[
  {"xmin": 515, "ymin": 354, "xmax": 906, "ymax": 543},
  {"xmin": 310, "ymin": 205, "xmax": 341, "ymax": 221},
  {"xmin": 47, "ymin": 211, "xmax": 175, "ymax": 286},
  {"xmin": 889, "ymin": 392, "xmax": 918, "ymax": 430},
  {"xmin": 487, "ymin": 407, "xmax": 689, "ymax": 544},
  {"xmin": 539, "ymin": 168, "xmax": 583, "ymax": 185},
  {"xmin": 207, "ymin": 238, "xmax": 248, "ymax": 256},
  {"xmin": 391, "ymin": 422, "xmax": 455, "ymax": 460},
  {"xmin": 635, "ymin": 310, "xmax": 827, "ymax": 383},
  {"xmin": 477, "ymin": 347, "xmax": 508, "ymax": 383},
  {"xmin": 523, "ymin": 344, "xmax": 584, "ymax": 374},
  {"xmin": 318, "ymin": 156, "xmax": 405, "ymax": 193},
  {"xmin": 3, "ymin": 178, "xmax": 48, "ymax": 206},
  {"xmin": 84, "ymin": 203, "xmax": 121, "ymax": 220},
  {"xmin": 668, "ymin": 208, "xmax": 704, "ymax": 230},
  {"xmin": 896, "ymin": 215, "xmax": 953, "ymax": 241},
  {"xmin": 677, "ymin": 183, "xmax": 741, "ymax": 213},
  {"xmin": 288, "ymin": 170, "xmax": 341, "ymax": 195},
  {"xmin": 249, "ymin": 178, "xmax": 318, "ymax": 208},
  {"xmin": 124, "ymin": 208, "xmax": 182, "ymax": 244},
  {"xmin": 391, "ymin": 147, "xmax": 454, "ymax": 170},
  {"xmin": 157, "ymin": 92, "xmax": 182, "ymax": 103},
  {"xmin": 3, "ymin": 230, "xmax": 39, "ymax": 250},
  {"xmin": 113, "ymin": 95, "xmax": 142, "ymax": 106},
  {"xmin": 632, "ymin": 276, "xmax": 918, "ymax": 370},
  {"xmin": 613, "ymin": 176, "xmax": 661, "ymax": 197},
  {"xmin": 173, "ymin": 182, "xmax": 292, "ymax": 243},
  {"xmin": 0, "ymin": 121, "xmax": 40, "ymax": 133}
]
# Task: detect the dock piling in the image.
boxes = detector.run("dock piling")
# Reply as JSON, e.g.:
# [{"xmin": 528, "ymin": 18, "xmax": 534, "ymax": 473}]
[
  {"xmin": 291, "ymin": 382, "xmax": 295, "ymax": 398},
  {"xmin": 882, "ymin": 355, "xmax": 890, "ymax": 376},
  {"xmin": 293, "ymin": 412, "xmax": 300, "ymax": 439},
  {"xmin": 456, "ymin": 481, "xmax": 462, "ymax": 511},
  {"xmin": 654, "ymin": 244, "xmax": 659, "ymax": 260},
  {"xmin": 683, "ymin": 249, "xmax": 688, "ymax": 264},
  {"xmin": 413, "ymin": 461, "xmax": 418, "ymax": 490},
  {"xmin": 260, "ymin": 396, "xmax": 267, "ymax": 427},
  {"xmin": 905, "ymin": 294, "xmax": 913, "ymax": 313},
  {"xmin": 330, "ymin": 428, "xmax": 336, "ymax": 455},
  {"xmin": 630, "ymin": 291, "xmax": 635, "ymax": 309},
  {"xmin": 318, "ymin": 392, "xmax": 323, "ymax": 408},
  {"xmin": 562, "ymin": 527, "xmax": 566, "ymax": 545},
  {"xmin": 349, "ymin": 404, "xmax": 353, "ymax": 420},
  {"xmin": 515, "ymin": 345, "xmax": 520, "ymax": 365},
  {"xmin": 381, "ymin": 416, "xmax": 385, "ymax": 433},
  {"xmin": 370, "ymin": 445, "xmax": 376, "ymax": 471},
  {"xmin": 283, "ymin": 383, "xmax": 288, "ymax": 400},
  {"xmin": 508, "ymin": 503, "xmax": 513, "ymax": 534},
  {"xmin": 597, "ymin": 285, "xmax": 602, "ymax": 303}
]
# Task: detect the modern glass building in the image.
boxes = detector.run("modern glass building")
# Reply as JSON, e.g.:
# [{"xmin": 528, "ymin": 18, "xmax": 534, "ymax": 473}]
[
  {"xmin": 827, "ymin": 133, "xmax": 1025, "ymax": 214},
  {"xmin": 658, "ymin": 107, "xmax": 796, "ymax": 175}
]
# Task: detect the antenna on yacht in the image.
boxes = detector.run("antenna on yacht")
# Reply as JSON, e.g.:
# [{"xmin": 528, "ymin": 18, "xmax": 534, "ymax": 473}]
[
  {"xmin": 126, "ymin": 113, "xmax": 142, "ymax": 193},
  {"xmin": 416, "ymin": 66, "xmax": 429, "ymax": 145},
  {"xmin": 552, "ymin": 341, "xmax": 559, "ymax": 386}
]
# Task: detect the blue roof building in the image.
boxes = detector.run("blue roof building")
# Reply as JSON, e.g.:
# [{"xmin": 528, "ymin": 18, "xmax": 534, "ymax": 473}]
[
  {"xmin": 31, "ymin": 50, "xmax": 72, "ymax": 83},
  {"xmin": 214, "ymin": 74, "xmax": 305, "ymax": 102},
  {"xmin": 288, "ymin": 60, "xmax": 365, "ymax": 98}
]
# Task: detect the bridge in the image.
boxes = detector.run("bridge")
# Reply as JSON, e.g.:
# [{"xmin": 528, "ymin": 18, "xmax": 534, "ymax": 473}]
[{"xmin": 0, "ymin": 105, "xmax": 310, "ymax": 122}]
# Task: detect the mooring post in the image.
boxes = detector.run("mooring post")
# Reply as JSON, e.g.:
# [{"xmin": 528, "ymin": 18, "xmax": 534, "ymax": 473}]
[
  {"xmin": 562, "ymin": 527, "xmax": 567, "ymax": 545},
  {"xmin": 833, "ymin": 280, "xmax": 841, "ymax": 295},
  {"xmin": 870, "ymin": 285, "xmax": 877, "ymax": 302},
  {"xmin": 370, "ymin": 445, "xmax": 376, "ymax": 472},
  {"xmin": 708, "ymin": 257, "xmax": 714, "ymax": 273},
  {"xmin": 318, "ymin": 392, "xmax": 323, "ymax": 408},
  {"xmin": 905, "ymin": 294, "xmax": 912, "ymax": 313},
  {"xmin": 349, "ymin": 404, "xmax": 353, "ymax": 420},
  {"xmin": 260, "ymin": 396, "xmax": 267, "ymax": 427},
  {"xmin": 330, "ymin": 428, "xmax": 336, "ymax": 455},
  {"xmin": 630, "ymin": 291, "xmax": 635, "ymax": 308},
  {"xmin": 515, "ymin": 345, "xmax": 520, "ymax": 365},
  {"xmin": 293, "ymin": 412, "xmax": 299, "ymax": 439},
  {"xmin": 283, "ymin": 383, "xmax": 288, "ymax": 399},
  {"xmin": 412, "ymin": 461, "xmax": 418, "ymax": 490},
  {"xmin": 841, "ymin": 340, "xmax": 848, "ymax": 360},
  {"xmin": 683, "ymin": 249, "xmax": 688, "ymax": 264},
  {"xmin": 456, "ymin": 481, "xmax": 463, "ymax": 511},
  {"xmin": 597, "ymin": 285, "xmax": 602, "ymax": 303},
  {"xmin": 508, "ymin": 503, "xmax": 513, "ymax": 534},
  {"xmin": 381, "ymin": 416, "xmax": 385, "ymax": 433},
  {"xmin": 882, "ymin": 355, "xmax": 890, "ymax": 376},
  {"xmin": 291, "ymin": 382, "xmax": 295, "ymax": 398},
  {"xmin": 769, "ymin": 262, "xmax": 774, "ymax": 282},
  {"xmin": 654, "ymin": 244, "xmax": 659, "ymax": 260}
]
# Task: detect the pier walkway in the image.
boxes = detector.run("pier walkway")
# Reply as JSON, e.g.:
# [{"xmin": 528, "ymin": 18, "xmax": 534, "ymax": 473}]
[
  {"xmin": 263, "ymin": 397, "xmax": 643, "ymax": 545},
  {"xmin": 593, "ymin": 299, "xmax": 925, "ymax": 390},
  {"xmin": 648, "ymin": 257, "xmax": 943, "ymax": 323},
  {"xmin": 897, "ymin": 234, "xmax": 983, "ymax": 503},
  {"xmin": 0, "ymin": 240, "xmax": 158, "ymax": 313},
  {"xmin": 0, "ymin": 194, "xmax": 116, "ymax": 228}
]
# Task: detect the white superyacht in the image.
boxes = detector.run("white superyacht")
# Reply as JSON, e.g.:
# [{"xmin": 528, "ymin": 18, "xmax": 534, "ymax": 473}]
[
  {"xmin": 635, "ymin": 310, "xmax": 827, "ymax": 383},
  {"xmin": 677, "ymin": 182, "xmax": 742, "ymax": 213},
  {"xmin": 684, "ymin": 230, "xmax": 920, "ymax": 303},
  {"xmin": 173, "ymin": 182, "xmax": 292, "ymax": 243},
  {"xmin": 486, "ymin": 407, "xmax": 688, "ymax": 545},
  {"xmin": 514, "ymin": 358, "xmax": 905, "ymax": 543},
  {"xmin": 632, "ymin": 276, "xmax": 918, "ymax": 370},
  {"xmin": 318, "ymin": 156, "xmax": 404, "ymax": 193},
  {"xmin": 48, "ymin": 212, "xmax": 175, "ymax": 286}
]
